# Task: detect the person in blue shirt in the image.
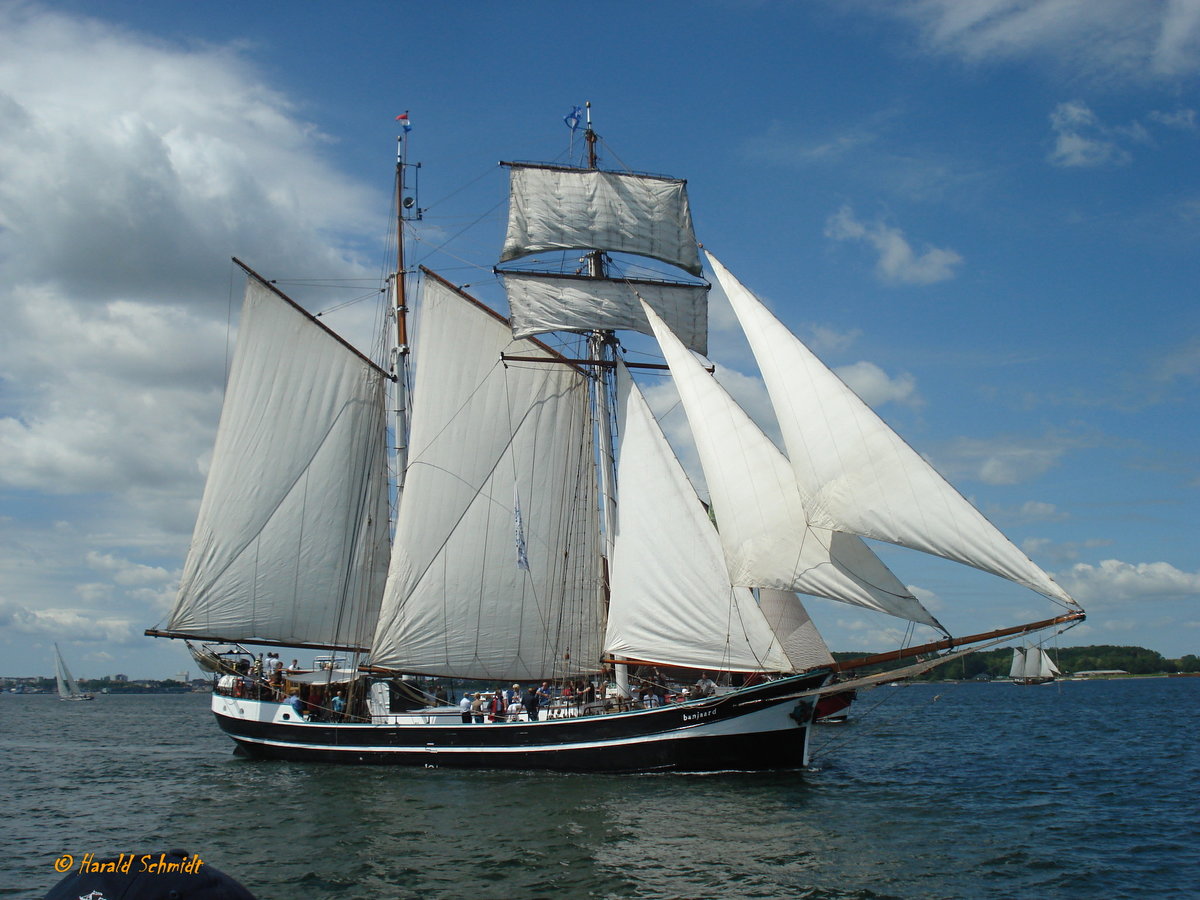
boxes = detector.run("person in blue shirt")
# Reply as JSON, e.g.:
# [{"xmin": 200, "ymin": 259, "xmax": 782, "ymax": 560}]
[{"xmin": 285, "ymin": 690, "xmax": 306, "ymax": 719}]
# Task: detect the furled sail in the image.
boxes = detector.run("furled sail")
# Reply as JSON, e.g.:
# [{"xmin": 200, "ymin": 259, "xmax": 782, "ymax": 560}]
[
  {"xmin": 501, "ymin": 271, "xmax": 709, "ymax": 354},
  {"xmin": 757, "ymin": 590, "xmax": 835, "ymax": 673},
  {"xmin": 606, "ymin": 364, "xmax": 793, "ymax": 673},
  {"xmin": 707, "ymin": 252, "xmax": 1080, "ymax": 610},
  {"xmin": 499, "ymin": 163, "xmax": 703, "ymax": 276},
  {"xmin": 168, "ymin": 277, "xmax": 391, "ymax": 649},
  {"xmin": 371, "ymin": 274, "xmax": 606, "ymax": 680},
  {"xmin": 641, "ymin": 300, "xmax": 943, "ymax": 629}
]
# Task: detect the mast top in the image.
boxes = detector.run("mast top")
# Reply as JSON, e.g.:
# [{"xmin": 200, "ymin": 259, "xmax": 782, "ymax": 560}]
[{"xmin": 585, "ymin": 101, "xmax": 597, "ymax": 169}]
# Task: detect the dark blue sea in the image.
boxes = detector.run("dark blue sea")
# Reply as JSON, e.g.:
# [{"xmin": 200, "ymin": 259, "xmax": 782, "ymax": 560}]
[{"xmin": 4, "ymin": 678, "xmax": 1197, "ymax": 899}]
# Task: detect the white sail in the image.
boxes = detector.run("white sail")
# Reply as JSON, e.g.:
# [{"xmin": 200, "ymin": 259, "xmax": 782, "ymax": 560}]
[
  {"xmin": 707, "ymin": 252, "xmax": 1079, "ymax": 610},
  {"xmin": 1034, "ymin": 648, "xmax": 1061, "ymax": 679},
  {"xmin": 641, "ymin": 301, "xmax": 942, "ymax": 629},
  {"xmin": 54, "ymin": 644, "xmax": 74, "ymax": 697},
  {"xmin": 371, "ymin": 277, "xmax": 606, "ymax": 680},
  {"xmin": 757, "ymin": 590, "xmax": 835, "ymax": 672},
  {"xmin": 501, "ymin": 271, "xmax": 709, "ymax": 354},
  {"xmin": 168, "ymin": 278, "xmax": 391, "ymax": 649},
  {"xmin": 1009, "ymin": 647, "xmax": 1027, "ymax": 679},
  {"xmin": 499, "ymin": 164, "xmax": 703, "ymax": 276},
  {"xmin": 606, "ymin": 364, "xmax": 792, "ymax": 673}
]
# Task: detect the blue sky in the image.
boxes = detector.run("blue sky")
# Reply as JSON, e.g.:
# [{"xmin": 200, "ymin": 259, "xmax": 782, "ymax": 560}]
[{"xmin": 1, "ymin": 1, "xmax": 1197, "ymax": 678}]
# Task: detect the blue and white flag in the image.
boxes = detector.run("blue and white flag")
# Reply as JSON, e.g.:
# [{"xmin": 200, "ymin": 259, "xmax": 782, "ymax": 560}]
[
  {"xmin": 513, "ymin": 485, "xmax": 529, "ymax": 571},
  {"xmin": 563, "ymin": 105, "xmax": 583, "ymax": 131}
]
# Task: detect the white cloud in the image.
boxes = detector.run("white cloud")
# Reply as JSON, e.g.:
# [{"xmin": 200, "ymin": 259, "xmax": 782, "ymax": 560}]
[
  {"xmin": 0, "ymin": 597, "xmax": 139, "ymax": 645},
  {"xmin": 0, "ymin": 5, "xmax": 382, "ymax": 674},
  {"xmin": 834, "ymin": 360, "xmax": 922, "ymax": 408},
  {"xmin": 1047, "ymin": 100, "xmax": 1132, "ymax": 167},
  {"xmin": 1022, "ymin": 536, "xmax": 1112, "ymax": 564},
  {"xmin": 85, "ymin": 551, "xmax": 173, "ymax": 588},
  {"xmin": 1017, "ymin": 500, "xmax": 1065, "ymax": 521},
  {"xmin": 806, "ymin": 324, "xmax": 862, "ymax": 355},
  {"xmin": 1057, "ymin": 558, "xmax": 1200, "ymax": 605},
  {"xmin": 825, "ymin": 205, "xmax": 963, "ymax": 285},
  {"xmin": 941, "ymin": 434, "xmax": 1066, "ymax": 485},
  {"xmin": 880, "ymin": 0, "xmax": 1200, "ymax": 80},
  {"xmin": 1147, "ymin": 107, "xmax": 1199, "ymax": 130},
  {"xmin": 1153, "ymin": 335, "xmax": 1200, "ymax": 382}
]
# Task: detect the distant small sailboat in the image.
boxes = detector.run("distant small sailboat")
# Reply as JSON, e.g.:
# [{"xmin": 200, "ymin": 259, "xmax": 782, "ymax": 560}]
[
  {"xmin": 1009, "ymin": 646, "xmax": 1061, "ymax": 685},
  {"xmin": 54, "ymin": 644, "xmax": 94, "ymax": 701}
]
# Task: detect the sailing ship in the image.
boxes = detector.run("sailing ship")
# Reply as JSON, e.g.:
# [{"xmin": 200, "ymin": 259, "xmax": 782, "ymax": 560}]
[
  {"xmin": 1009, "ymin": 646, "xmax": 1062, "ymax": 685},
  {"xmin": 146, "ymin": 107, "xmax": 1084, "ymax": 772},
  {"xmin": 54, "ymin": 644, "xmax": 94, "ymax": 701}
]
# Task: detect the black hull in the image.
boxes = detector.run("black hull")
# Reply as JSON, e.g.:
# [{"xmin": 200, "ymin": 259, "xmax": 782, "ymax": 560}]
[{"xmin": 213, "ymin": 672, "xmax": 827, "ymax": 773}]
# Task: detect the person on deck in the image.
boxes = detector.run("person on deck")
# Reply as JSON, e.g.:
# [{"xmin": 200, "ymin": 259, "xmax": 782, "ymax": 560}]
[
  {"xmin": 489, "ymin": 688, "xmax": 506, "ymax": 723},
  {"xmin": 694, "ymin": 673, "xmax": 717, "ymax": 697},
  {"xmin": 460, "ymin": 692, "xmax": 473, "ymax": 724},
  {"xmin": 331, "ymin": 692, "xmax": 346, "ymax": 719},
  {"xmin": 506, "ymin": 694, "xmax": 525, "ymax": 721},
  {"xmin": 522, "ymin": 685, "xmax": 541, "ymax": 721},
  {"xmin": 285, "ymin": 690, "xmax": 306, "ymax": 719}
]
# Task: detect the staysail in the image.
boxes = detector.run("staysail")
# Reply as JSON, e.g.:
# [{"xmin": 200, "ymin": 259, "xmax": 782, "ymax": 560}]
[
  {"xmin": 167, "ymin": 275, "xmax": 391, "ymax": 650},
  {"xmin": 706, "ymin": 252, "xmax": 1079, "ymax": 610},
  {"xmin": 758, "ymin": 590, "xmax": 836, "ymax": 672},
  {"xmin": 370, "ymin": 274, "xmax": 606, "ymax": 681},
  {"xmin": 606, "ymin": 363, "xmax": 793, "ymax": 672},
  {"xmin": 641, "ymin": 300, "xmax": 942, "ymax": 629}
]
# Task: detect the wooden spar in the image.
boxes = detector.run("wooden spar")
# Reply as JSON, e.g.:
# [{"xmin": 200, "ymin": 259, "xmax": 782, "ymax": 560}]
[
  {"xmin": 230, "ymin": 258, "xmax": 392, "ymax": 380},
  {"xmin": 143, "ymin": 628, "xmax": 371, "ymax": 655},
  {"xmin": 828, "ymin": 610, "xmax": 1086, "ymax": 674},
  {"xmin": 500, "ymin": 354, "xmax": 711, "ymax": 373}
]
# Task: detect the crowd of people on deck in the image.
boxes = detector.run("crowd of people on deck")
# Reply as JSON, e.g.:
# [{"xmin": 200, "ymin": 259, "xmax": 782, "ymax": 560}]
[
  {"xmin": 453, "ymin": 671, "xmax": 723, "ymax": 723},
  {"xmin": 217, "ymin": 651, "xmax": 729, "ymax": 726}
]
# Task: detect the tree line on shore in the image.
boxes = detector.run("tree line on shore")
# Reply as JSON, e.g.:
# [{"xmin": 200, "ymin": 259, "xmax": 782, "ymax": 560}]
[{"xmin": 832, "ymin": 644, "xmax": 1200, "ymax": 681}]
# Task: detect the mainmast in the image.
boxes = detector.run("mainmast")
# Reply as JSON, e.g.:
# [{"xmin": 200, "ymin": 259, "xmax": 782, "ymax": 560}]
[
  {"xmin": 582, "ymin": 103, "xmax": 617, "ymax": 561},
  {"xmin": 580, "ymin": 104, "xmax": 628, "ymax": 697},
  {"xmin": 393, "ymin": 115, "xmax": 420, "ymax": 498},
  {"xmin": 493, "ymin": 105, "xmax": 708, "ymax": 688}
]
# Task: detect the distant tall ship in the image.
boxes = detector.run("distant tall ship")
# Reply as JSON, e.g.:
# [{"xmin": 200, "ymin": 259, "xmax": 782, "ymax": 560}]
[
  {"xmin": 147, "ymin": 105, "xmax": 1084, "ymax": 771},
  {"xmin": 54, "ymin": 644, "xmax": 94, "ymax": 701},
  {"xmin": 1009, "ymin": 646, "xmax": 1062, "ymax": 685}
]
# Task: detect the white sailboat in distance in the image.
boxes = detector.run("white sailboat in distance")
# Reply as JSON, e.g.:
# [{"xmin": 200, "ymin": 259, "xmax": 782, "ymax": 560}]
[{"xmin": 55, "ymin": 644, "xmax": 94, "ymax": 701}]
